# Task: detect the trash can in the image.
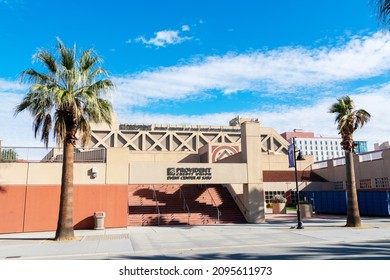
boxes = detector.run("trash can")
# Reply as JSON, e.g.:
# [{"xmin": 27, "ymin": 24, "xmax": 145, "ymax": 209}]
[{"xmin": 94, "ymin": 211, "xmax": 105, "ymax": 230}]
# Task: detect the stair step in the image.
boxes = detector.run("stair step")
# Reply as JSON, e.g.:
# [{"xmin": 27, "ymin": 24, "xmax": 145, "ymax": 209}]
[{"xmin": 128, "ymin": 184, "xmax": 246, "ymax": 226}]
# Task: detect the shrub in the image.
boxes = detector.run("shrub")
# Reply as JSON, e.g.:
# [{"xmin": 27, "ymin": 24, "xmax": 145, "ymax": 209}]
[{"xmin": 271, "ymin": 195, "xmax": 287, "ymax": 203}]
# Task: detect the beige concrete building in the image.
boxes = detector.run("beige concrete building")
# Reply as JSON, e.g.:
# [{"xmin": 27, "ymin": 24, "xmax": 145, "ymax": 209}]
[
  {"xmin": 1, "ymin": 117, "xmax": 321, "ymax": 233},
  {"xmin": 87, "ymin": 117, "xmax": 321, "ymax": 201},
  {"xmin": 311, "ymin": 148, "xmax": 390, "ymax": 190}
]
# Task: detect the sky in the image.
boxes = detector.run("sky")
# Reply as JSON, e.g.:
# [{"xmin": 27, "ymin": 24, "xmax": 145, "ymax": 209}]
[{"xmin": 1, "ymin": 0, "xmax": 390, "ymax": 150}]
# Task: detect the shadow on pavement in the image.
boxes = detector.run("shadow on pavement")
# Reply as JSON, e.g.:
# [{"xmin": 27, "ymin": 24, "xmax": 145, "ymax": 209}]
[{"xmin": 112, "ymin": 239, "xmax": 390, "ymax": 260}]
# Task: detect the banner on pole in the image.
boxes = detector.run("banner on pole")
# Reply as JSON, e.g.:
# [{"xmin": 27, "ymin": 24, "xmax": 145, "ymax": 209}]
[{"xmin": 288, "ymin": 144, "xmax": 295, "ymax": 168}]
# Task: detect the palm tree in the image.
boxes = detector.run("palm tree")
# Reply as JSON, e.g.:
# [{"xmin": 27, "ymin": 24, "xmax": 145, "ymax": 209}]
[
  {"xmin": 15, "ymin": 38, "xmax": 114, "ymax": 241},
  {"xmin": 372, "ymin": 0, "xmax": 390, "ymax": 28},
  {"xmin": 329, "ymin": 96, "xmax": 371, "ymax": 227}
]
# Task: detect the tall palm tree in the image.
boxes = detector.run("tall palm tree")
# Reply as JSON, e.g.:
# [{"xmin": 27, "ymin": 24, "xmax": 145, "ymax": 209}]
[
  {"xmin": 15, "ymin": 38, "xmax": 114, "ymax": 241},
  {"xmin": 329, "ymin": 96, "xmax": 371, "ymax": 227}
]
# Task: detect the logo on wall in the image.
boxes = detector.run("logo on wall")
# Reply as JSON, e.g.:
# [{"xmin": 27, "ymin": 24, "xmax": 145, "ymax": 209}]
[
  {"xmin": 167, "ymin": 167, "xmax": 212, "ymax": 180},
  {"xmin": 211, "ymin": 145, "xmax": 240, "ymax": 162}
]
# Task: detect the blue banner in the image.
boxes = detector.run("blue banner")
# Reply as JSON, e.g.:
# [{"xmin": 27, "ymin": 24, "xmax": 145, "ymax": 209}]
[{"xmin": 288, "ymin": 144, "xmax": 295, "ymax": 168}]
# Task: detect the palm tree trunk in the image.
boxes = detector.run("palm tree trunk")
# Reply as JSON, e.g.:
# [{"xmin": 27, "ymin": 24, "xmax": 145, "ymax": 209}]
[
  {"xmin": 54, "ymin": 135, "xmax": 75, "ymax": 241},
  {"xmin": 345, "ymin": 150, "xmax": 361, "ymax": 227}
]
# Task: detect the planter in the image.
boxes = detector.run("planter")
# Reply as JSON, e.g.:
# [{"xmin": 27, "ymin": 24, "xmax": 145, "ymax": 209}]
[
  {"xmin": 298, "ymin": 204, "xmax": 313, "ymax": 218},
  {"xmin": 272, "ymin": 203, "xmax": 286, "ymax": 214}
]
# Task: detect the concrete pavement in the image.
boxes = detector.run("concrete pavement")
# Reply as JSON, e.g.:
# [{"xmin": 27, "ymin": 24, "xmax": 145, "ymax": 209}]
[{"xmin": 1, "ymin": 213, "xmax": 390, "ymax": 260}]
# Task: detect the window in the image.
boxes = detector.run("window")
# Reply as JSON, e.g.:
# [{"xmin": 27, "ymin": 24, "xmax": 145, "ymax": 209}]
[
  {"xmin": 375, "ymin": 177, "xmax": 389, "ymax": 188},
  {"xmin": 359, "ymin": 179, "xmax": 372, "ymax": 189},
  {"xmin": 265, "ymin": 191, "xmax": 286, "ymax": 203}
]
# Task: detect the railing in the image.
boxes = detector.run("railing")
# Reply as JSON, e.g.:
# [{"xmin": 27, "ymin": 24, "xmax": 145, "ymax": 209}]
[
  {"xmin": 312, "ymin": 161, "xmax": 328, "ymax": 169},
  {"xmin": 201, "ymin": 184, "xmax": 221, "ymax": 224},
  {"xmin": 150, "ymin": 185, "xmax": 161, "ymax": 226},
  {"xmin": 179, "ymin": 186, "xmax": 191, "ymax": 224},
  {"xmin": 333, "ymin": 158, "xmax": 346, "ymax": 166},
  {"xmin": 233, "ymin": 195, "xmax": 249, "ymax": 215},
  {"xmin": 0, "ymin": 146, "xmax": 106, "ymax": 163},
  {"xmin": 359, "ymin": 151, "xmax": 384, "ymax": 162}
]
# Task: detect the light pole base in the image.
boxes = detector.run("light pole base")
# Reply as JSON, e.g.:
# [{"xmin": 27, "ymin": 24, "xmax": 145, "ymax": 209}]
[{"xmin": 290, "ymin": 223, "xmax": 304, "ymax": 229}]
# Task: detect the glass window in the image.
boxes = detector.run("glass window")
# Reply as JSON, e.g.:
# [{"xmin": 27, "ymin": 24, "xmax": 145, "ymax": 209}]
[
  {"xmin": 360, "ymin": 179, "xmax": 372, "ymax": 189},
  {"xmin": 375, "ymin": 177, "xmax": 389, "ymax": 188}
]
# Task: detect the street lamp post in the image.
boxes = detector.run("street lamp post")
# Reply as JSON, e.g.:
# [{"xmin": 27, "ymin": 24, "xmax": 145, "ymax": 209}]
[{"xmin": 293, "ymin": 137, "xmax": 305, "ymax": 229}]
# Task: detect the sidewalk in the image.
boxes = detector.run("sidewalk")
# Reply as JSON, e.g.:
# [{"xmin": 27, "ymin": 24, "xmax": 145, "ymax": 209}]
[{"xmin": 1, "ymin": 213, "xmax": 390, "ymax": 260}]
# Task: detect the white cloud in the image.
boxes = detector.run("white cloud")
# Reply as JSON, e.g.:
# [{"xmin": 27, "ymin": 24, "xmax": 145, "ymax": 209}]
[
  {"xmin": 136, "ymin": 29, "xmax": 192, "ymax": 48},
  {"xmin": 182, "ymin": 25, "xmax": 190, "ymax": 32},
  {"xmin": 0, "ymin": 79, "xmax": 55, "ymax": 147},
  {"xmin": 2, "ymin": 32, "xmax": 390, "ymax": 149},
  {"xmin": 113, "ymin": 31, "xmax": 390, "ymax": 109},
  {"xmin": 2, "ymin": 79, "xmax": 389, "ymax": 150},
  {"xmin": 261, "ymin": 91, "xmax": 390, "ymax": 150},
  {"xmin": 0, "ymin": 78, "xmax": 26, "ymax": 91}
]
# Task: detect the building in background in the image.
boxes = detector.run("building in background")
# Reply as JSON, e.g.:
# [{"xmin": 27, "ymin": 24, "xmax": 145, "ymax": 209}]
[
  {"xmin": 281, "ymin": 129, "xmax": 368, "ymax": 162},
  {"xmin": 374, "ymin": 141, "xmax": 390, "ymax": 151},
  {"xmin": 281, "ymin": 129, "xmax": 344, "ymax": 162},
  {"xmin": 354, "ymin": 141, "xmax": 368, "ymax": 154}
]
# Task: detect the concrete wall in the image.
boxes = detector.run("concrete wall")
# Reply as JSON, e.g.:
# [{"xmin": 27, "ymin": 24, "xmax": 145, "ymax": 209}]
[
  {"xmin": 0, "ymin": 120, "xmax": 318, "ymax": 233},
  {"xmin": 0, "ymin": 162, "xmax": 107, "ymax": 185},
  {"xmin": 128, "ymin": 151, "xmax": 200, "ymax": 163},
  {"xmin": 313, "ymin": 149, "xmax": 390, "ymax": 189},
  {"xmin": 262, "ymin": 153, "xmax": 313, "ymax": 171},
  {"xmin": 0, "ymin": 184, "xmax": 128, "ymax": 233},
  {"xmin": 0, "ymin": 149, "xmax": 128, "ymax": 233},
  {"xmin": 128, "ymin": 162, "xmax": 248, "ymax": 184}
]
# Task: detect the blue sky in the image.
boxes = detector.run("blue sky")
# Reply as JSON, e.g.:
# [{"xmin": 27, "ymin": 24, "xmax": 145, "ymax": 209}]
[{"xmin": 1, "ymin": 0, "xmax": 390, "ymax": 149}]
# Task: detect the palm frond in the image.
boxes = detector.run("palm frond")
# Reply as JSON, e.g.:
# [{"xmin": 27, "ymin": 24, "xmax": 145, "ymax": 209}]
[
  {"xmin": 35, "ymin": 50, "xmax": 58, "ymax": 75},
  {"xmin": 329, "ymin": 96, "xmax": 371, "ymax": 151},
  {"xmin": 373, "ymin": 0, "xmax": 390, "ymax": 27},
  {"xmin": 16, "ymin": 38, "xmax": 114, "ymax": 147},
  {"xmin": 77, "ymin": 117, "xmax": 92, "ymax": 147}
]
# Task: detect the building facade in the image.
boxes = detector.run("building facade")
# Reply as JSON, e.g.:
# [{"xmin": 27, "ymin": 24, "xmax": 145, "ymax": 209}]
[
  {"xmin": 1, "ymin": 118, "xmax": 324, "ymax": 233},
  {"xmin": 281, "ymin": 129, "xmax": 367, "ymax": 162},
  {"xmin": 311, "ymin": 148, "xmax": 390, "ymax": 191}
]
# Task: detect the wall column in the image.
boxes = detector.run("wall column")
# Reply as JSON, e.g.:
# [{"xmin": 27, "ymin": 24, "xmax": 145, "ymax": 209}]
[
  {"xmin": 241, "ymin": 121, "xmax": 265, "ymax": 223},
  {"xmin": 105, "ymin": 147, "xmax": 129, "ymax": 184}
]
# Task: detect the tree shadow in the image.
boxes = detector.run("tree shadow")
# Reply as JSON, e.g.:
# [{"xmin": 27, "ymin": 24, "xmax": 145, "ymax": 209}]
[
  {"xmin": 0, "ymin": 186, "xmax": 7, "ymax": 194},
  {"xmin": 111, "ymin": 239, "xmax": 390, "ymax": 260},
  {"xmin": 74, "ymin": 216, "xmax": 94, "ymax": 229}
]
